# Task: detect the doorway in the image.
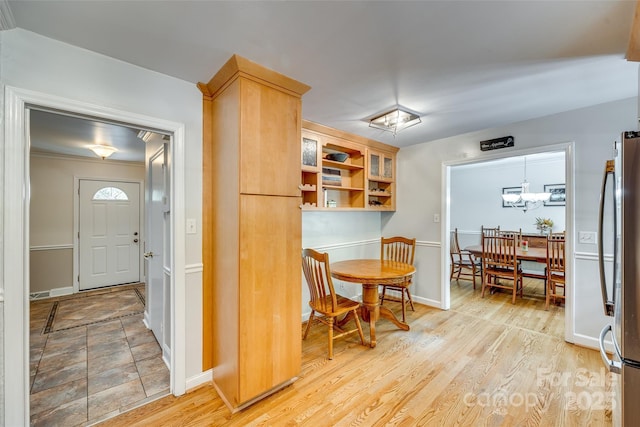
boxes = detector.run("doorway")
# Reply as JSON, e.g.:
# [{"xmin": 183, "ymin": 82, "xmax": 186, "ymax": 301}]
[
  {"xmin": 442, "ymin": 143, "xmax": 574, "ymax": 341},
  {"xmin": 3, "ymin": 86, "xmax": 187, "ymax": 426}
]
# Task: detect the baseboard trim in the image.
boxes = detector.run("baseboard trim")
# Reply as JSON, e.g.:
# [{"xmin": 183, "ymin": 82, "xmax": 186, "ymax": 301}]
[
  {"xmin": 412, "ymin": 295, "xmax": 442, "ymax": 309},
  {"xmin": 186, "ymin": 369, "xmax": 213, "ymax": 392}
]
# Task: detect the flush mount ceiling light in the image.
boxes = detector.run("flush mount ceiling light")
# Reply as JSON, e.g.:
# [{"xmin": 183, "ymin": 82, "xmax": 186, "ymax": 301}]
[
  {"xmin": 369, "ymin": 107, "xmax": 421, "ymax": 135},
  {"xmin": 137, "ymin": 130, "xmax": 153, "ymax": 142},
  {"xmin": 89, "ymin": 144, "xmax": 118, "ymax": 159}
]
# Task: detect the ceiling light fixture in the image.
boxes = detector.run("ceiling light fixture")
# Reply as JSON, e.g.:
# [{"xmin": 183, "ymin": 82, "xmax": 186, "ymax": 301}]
[
  {"xmin": 137, "ymin": 130, "xmax": 153, "ymax": 142},
  {"xmin": 369, "ymin": 107, "xmax": 421, "ymax": 135},
  {"xmin": 501, "ymin": 156, "xmax": 551, "ymax": 212},
  {"xmin": 89, "ymin": 144, "xmax": 118, "ymax": 160}
]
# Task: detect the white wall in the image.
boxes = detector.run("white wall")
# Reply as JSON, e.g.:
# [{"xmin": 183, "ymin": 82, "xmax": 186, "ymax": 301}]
[
  {"xmin": 384, "ymin": 96, "xmax": 638, "ymax": 348},
  {"xmin": 1, "ymin": 29, "xmax": 204, "ymax": 379},
  {"xmin": 451, "ymin": 154, "xmax": 566, "ymax": 249}
]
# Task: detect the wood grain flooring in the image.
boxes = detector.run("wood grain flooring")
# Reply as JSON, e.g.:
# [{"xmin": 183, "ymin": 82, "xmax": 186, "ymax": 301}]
[{"xmin": 97, "ymin": 278, "xmax": 612, "ymax": 426}]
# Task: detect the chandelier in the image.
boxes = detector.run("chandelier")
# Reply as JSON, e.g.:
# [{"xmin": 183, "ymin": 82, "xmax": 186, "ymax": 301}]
[{"xmin": 501, "ymin": 156, "xmax": 551, "ymax": 212}]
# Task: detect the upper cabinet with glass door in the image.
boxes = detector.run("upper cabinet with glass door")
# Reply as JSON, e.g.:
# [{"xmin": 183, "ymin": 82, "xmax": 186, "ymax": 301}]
[
  {"xmin": 301, "ymin": 120, "xmax": 398, "ymax": 211},
  {"xmin": 367, "ymin": 149, "xmax": 396, "ymax": 210}
]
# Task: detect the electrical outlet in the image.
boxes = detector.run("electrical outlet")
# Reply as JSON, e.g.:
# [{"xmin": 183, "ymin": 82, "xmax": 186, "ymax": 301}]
[
  {"xmin": 186, "ymin": 218, "xmax": 197, "ymax": 234},
  {"xmin": 579, "ymin": 231, "xmax": 596, "ymax": 244},
  {"xmin": 433, "ymin": 213, "xmax": 440, "ymax": 223}
]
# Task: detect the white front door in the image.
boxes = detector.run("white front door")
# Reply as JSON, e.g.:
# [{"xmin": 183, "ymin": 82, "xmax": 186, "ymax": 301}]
[{"xmin": 79, "ymin": 180, "xmax": 141, "ymax": 290}]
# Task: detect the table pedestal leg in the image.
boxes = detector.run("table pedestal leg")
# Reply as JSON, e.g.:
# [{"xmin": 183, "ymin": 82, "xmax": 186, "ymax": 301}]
[{"xmin": 361, "ymin": 284, "xmax": 409, "ymax": 348}]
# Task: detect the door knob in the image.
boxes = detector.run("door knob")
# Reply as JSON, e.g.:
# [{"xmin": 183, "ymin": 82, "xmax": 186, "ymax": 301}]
[
  {"xmin": 133, "ymin": 239, "xmax": 139, "ymax": 243},
  {"xmin": 143, "ymin": 251, "xmax": 154, "ymax": 259}
]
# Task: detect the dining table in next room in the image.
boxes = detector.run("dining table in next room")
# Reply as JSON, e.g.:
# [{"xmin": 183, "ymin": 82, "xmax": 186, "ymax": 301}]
[
  {"xmin": 463, "ymin": 244, "xmax": 549, "ymax": 281},
  {"xmin": 330, "ymin": 259, "xmax": 415, "ymax": 348}
]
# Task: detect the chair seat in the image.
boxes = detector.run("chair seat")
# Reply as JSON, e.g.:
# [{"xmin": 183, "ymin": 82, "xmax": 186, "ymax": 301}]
[
  {"xmin": 309, "ymin": 294, "xmax": 360, "ymax": 317},
  {"xmin": 485, "ymin": 266, "xmax": 522, "ymax": 276}
]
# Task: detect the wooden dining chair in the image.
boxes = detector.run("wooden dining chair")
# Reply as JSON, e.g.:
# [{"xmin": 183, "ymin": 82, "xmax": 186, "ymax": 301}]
[
  {"xmin": 379, "ymin": 236, "xmax": 416, "ymax": 322},
  {"xmin": 481, "ymin": 225, "xmax": 500, "ymax": 239},
  {"xmin": 301, "ymin": 248, "xmax": 365, "ymax": 359},
  {"xmin": 498, "ymin": 228, "xmax": 522, "ymax": 246},
  {"xmin": 546, "ymin": 237, "xmax": 566, "ymax": 310},
  {"xmin": 481, "ymin": 235, "xmax": 523, "ymax": 304},
  {"xmin": 450, "ymin": 228, "xmax": 481, "ymax": 288},
  {"xmin": 549, "ymin": 231, "xmax": 565, "ymax": 240}
]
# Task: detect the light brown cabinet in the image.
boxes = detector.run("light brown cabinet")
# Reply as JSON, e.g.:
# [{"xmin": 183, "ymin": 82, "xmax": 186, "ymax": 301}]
[
  {"xmin": 199, "ymin": 55, "xmax": 310, "ymax": 412},
  {"xmin": 367, "ymin": 149, "xmax": 396, "ymax": 210},
  {"xmin": 301, "ymin": 120, "xmax": 398, "ymax": 211}
]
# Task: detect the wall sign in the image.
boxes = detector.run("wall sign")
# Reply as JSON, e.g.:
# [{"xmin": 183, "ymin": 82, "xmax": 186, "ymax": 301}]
[{"xmin": 480, "ymin": 136, "xmax": 514, "ymax": 151}]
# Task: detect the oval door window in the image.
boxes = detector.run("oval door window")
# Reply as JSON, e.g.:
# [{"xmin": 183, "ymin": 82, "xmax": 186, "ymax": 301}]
[{"xmin": 92, "ymin": 186, "xmax": 129, "ymax": 201}]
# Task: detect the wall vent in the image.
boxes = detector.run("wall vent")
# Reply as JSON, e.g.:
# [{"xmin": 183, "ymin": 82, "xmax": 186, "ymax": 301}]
[{"xmin": 30, "ymin": 291, "xmax": 50, "ymax": 300}]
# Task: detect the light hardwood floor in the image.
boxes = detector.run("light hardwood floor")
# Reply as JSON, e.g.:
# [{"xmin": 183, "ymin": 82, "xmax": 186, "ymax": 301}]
[{"xmin": 98, "ymin": 278, "xmax": 612, "ymax": 426}]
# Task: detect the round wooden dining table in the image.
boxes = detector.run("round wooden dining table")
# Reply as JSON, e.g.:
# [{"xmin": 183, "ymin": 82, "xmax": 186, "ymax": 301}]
[{"xmin": 330, "ymin": 259, "xmax": 415, "ymax": 348}]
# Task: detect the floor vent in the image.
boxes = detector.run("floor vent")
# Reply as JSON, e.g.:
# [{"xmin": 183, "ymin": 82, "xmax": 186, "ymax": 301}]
[{"xmin": 30, "ymin": 291, "xmax": 50, "ymax": 300}]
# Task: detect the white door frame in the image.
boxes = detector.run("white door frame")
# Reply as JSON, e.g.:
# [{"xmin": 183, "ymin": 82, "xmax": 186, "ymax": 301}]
[
  {"xmin": 441, "ymin": 142, "xmax": 575, "ymax": 342},
  {"xmin": 73, "ymin": 177, "xmax": 146, "ymax": 293},
  {"xmin": 3, "ymin": 85, "xmax": 187, "ymax": 426}
]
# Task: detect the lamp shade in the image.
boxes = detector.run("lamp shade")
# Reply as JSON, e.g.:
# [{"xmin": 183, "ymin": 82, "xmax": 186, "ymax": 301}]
[{"xmin": 90, "ymin": 145, "xmax": 118, "ymax": 159}]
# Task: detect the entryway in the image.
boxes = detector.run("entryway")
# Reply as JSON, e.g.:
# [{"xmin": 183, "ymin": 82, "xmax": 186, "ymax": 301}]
[{"xmin": 2, "ymin": 86, "xmax": 187, "ymax": 426}]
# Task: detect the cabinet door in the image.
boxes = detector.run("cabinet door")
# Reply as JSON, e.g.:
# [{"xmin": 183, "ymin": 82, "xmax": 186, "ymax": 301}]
[
  {"xmin": 238, "ymin": 194, "xmax": 302, "ymax": 403},
  {"xmin": 240, "ymin": 79, "xmax": 302, "ymax": 197},
  {"xmin": 369, "ymin": 150, "xmax": 395, "ymax": 181}
]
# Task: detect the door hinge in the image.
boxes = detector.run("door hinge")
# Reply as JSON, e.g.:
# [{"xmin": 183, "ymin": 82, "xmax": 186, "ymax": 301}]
[{"xmin": 77, "ymin": 275, "xmax": 80, "ymax": 283}]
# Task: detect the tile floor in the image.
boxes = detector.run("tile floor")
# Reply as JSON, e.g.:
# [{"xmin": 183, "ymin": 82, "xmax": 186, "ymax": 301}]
[{"xmin": 29, "ymin": 284, "xmax": 170, "ymax": 426}]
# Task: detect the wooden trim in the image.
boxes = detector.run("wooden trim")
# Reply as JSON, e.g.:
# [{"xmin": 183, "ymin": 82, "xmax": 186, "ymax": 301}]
[
  {"xmin": 627, "ymin": 0, "xmax": 640, "ymax": 61},
  {"xmin": 302, "ymin": 119, "xmax": 399, "ymax": 153},
  {"xmin": 202, "ymin": 95, "xmax": 213, "ymax": 371},
  {"xmin": 199, "ymin": 54, "xmax": 311, "ymax": 99}
]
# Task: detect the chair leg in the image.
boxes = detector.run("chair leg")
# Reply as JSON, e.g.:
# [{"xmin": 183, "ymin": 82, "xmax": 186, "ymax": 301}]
[
  {"xmin": 352, "ymin": 309, "xmax": 365, "ymax": 345},
  {"xmin": 328, "ymin": 317, "xmax": 334, "ymax": 360},
  {"xmin": 481, "ymin": 271, "xmax": 489, "ymax": 298},
  {"xmin": 405, "ymin": 288, "xmax": 415, "ymax": 311},
  {"xmin": 303, "ymin": 311, "xmax": 315, "ymax": 339},
  {"xmin": 471, "ymin": 265, "xmax": 477, "ymax": 289},
  {"xmin": 545, "ymin": 280, "xmax": 551, "ymax": 310},
  {"xmin": 400, "ymin": 289, "xmax": 406, "ymax": 323},
  {"xmin": 380, "ymin": 285, "xmax": 387, "ymax": 306}
]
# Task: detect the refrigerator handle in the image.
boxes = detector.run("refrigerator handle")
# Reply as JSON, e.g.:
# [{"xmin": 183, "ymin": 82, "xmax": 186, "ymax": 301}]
[
  {"xmin": 598, "ymin": 160, "xmax": 615, "ymax": 317},
  {"xmin": 599, "ymin": 324, "xmax": 621, "ymax": 374}
]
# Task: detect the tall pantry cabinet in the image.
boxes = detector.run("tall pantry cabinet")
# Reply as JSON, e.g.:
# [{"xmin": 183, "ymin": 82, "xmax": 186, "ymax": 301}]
[{"xmin": 198, "ymin": 55, "xmax": 311, "ymax": 412}]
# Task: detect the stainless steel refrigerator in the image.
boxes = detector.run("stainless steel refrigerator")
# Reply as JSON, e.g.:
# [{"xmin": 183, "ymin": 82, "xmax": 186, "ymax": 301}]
[{"xmin": 599, "ymin": 131, "xmax": 640, "ymax": 426}]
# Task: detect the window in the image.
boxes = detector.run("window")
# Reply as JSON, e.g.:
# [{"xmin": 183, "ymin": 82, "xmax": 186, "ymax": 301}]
[{"xmin": 92, "ymin": 186, "xmax": 129, "ymax": 201}]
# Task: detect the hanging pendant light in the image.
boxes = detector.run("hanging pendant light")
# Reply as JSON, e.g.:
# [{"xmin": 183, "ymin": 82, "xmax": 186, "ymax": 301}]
[{"xmin": 501, "ymin": 156, "xmax": 551, "ymax": 212}]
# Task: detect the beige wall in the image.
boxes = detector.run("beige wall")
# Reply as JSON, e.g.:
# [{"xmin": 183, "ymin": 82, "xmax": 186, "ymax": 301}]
[{"xmin": 30, "ymin": 153, "xmax": 145, "ymax": 293}]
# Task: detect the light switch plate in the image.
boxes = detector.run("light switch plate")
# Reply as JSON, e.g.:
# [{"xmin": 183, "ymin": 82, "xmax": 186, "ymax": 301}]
[{"xmin": 433, "ymin": 213, "xmax": 440, "ymax": 223}]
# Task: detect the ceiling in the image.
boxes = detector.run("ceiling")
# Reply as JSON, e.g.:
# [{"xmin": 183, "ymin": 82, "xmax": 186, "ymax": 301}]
[{"xmin": 5, "ymin": 0, "xmax": 640, "ymax": 157}]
